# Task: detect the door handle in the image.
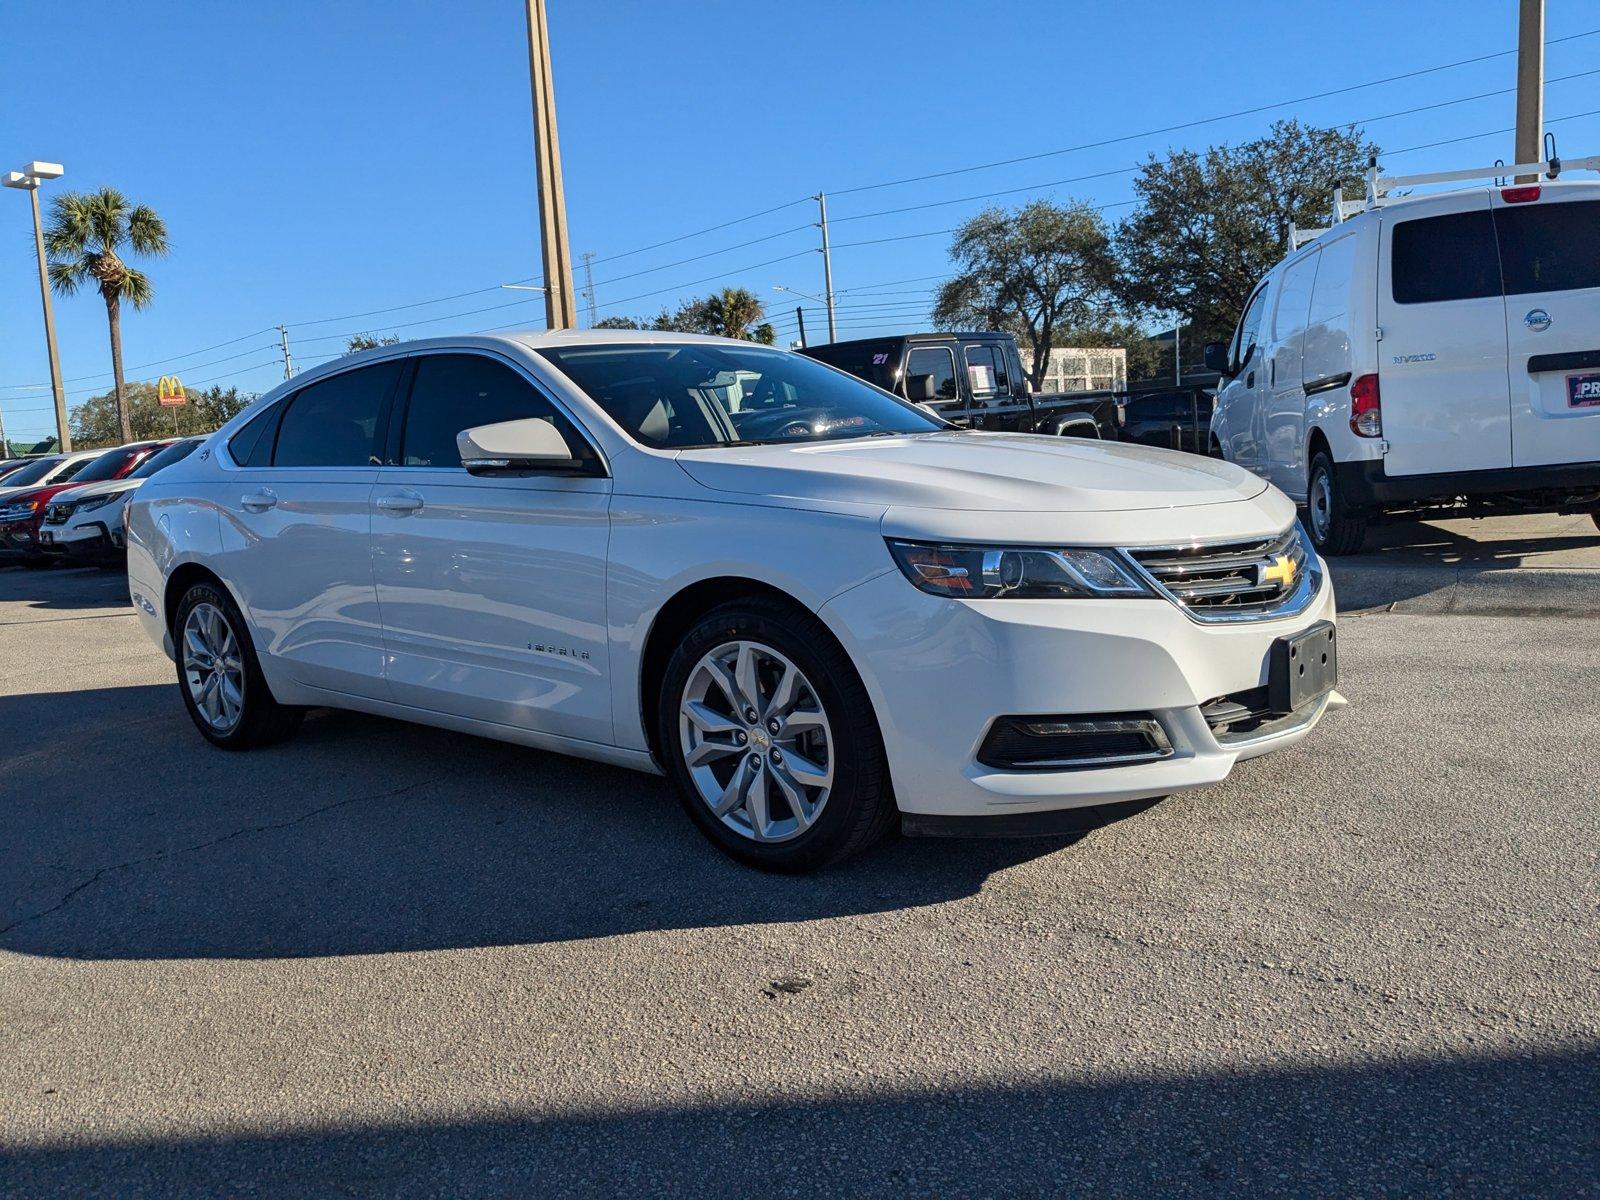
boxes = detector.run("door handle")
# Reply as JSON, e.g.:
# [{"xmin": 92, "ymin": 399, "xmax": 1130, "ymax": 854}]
[
  {"xmin": 375, "ymin": 492, "xmax": 424, "ymax": 515},
  {"xmin": 240, "ymin": 491, "xmax": 277, "ymax": 512}
]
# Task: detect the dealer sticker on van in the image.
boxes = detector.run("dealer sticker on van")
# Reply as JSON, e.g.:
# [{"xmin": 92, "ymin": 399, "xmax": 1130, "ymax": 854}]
[{"xmin": 1568, "ymin": 373, "xmax": 1600, "ymax": 409}]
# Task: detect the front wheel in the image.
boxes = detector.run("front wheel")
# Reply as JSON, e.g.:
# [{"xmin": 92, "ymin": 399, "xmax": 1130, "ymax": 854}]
[
  {"xmin": 658, "ymin": 598, "xmax": 896, "ymax": 872},
  {"xmin": 1306, "ymin": 451, "xmax": 1369, "ymax": 555},
  {"xmin": 174, "ymin": 581, "xmax": 304, "ymax": 750}
]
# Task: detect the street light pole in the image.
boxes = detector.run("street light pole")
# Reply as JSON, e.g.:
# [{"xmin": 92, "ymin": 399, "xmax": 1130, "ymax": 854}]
[
  {"xmin": 1515, "ymin": 0, "xmax": 1544, "ymax": 183},
  {"xmin": 4, "ymin": 162, "xmax": 71, "ymax": 452},
  {"xmin": 524, "ymin": 0, "xmax": 577, "ymax": 330}
]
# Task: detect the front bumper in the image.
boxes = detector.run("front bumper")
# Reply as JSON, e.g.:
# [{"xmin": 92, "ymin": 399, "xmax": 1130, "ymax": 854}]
[
  {"xmin": 820, "ymin": 566, "xmax": 1339, "ymax": 819},
  {"xmin": 0, "ymin": 521, "xmax": 45, "ymax": 558},
  {"xmin": 39, "ymin": 520, "xmax": 119, "ymax": 560}
]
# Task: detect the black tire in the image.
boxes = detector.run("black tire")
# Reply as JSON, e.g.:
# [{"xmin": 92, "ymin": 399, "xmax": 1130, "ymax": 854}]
[
  {"xmin": 657, "ymin": 596, "xmax": 896, "ymax": 872},
  {"xmin": 173, "ymin": 580, "xmax": 304, "ymax": 750},
  {"xmin": 1306, "ymin": 450, "xmax": 1369, "ymax": 556}
]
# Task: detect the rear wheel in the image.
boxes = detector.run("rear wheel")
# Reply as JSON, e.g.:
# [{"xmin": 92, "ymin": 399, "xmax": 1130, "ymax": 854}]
[
  {"xmin": 658, "ymin": 598, "xmax": 895, "ymax": 872},
  {"xmin": 174, "ymin": 581, "xmax": 303, "ymax": 750},
  {"xmin": 1306, "ymin": 451, "xmax": 1369, "ymax": 556}
]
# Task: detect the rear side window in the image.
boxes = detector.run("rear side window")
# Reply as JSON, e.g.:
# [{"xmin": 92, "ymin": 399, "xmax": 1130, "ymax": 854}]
[
  {"xmin": 399, "ymin": 354, "xmax": 582, "ymax": 468},
  {"xmin": 1391, "ymin": 210, "xmax": 1501, "ymax": 304},
  {"xmin": 228, "ymin": 404, "xmax": 280, "ymax": 467},
  {"xmin": 963, "ymin": 344, "xmax": 1010, "ymax": 395},
  {"xmin": 1495, "ymin": 199, "xmax": 1600, "ymax": 295},
  {"xmin": 905, "ymin": 346, "xmax": 958, "ymax": 400},
  {"xmin": 272, "ymin": 361, "xmax": 403, "ymax": 467}
]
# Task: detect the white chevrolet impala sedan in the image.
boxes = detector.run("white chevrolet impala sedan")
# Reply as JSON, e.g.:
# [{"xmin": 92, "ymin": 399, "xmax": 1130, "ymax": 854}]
[{"xmin": 128, "ymin": 331, "xmax": 1340, "ymax": 870}]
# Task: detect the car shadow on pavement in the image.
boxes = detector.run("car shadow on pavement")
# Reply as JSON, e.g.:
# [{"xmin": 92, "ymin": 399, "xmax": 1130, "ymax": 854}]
[
  {"xmin": 2, "ymin": 1046, "xmax": 1592, "ymax": 1197},
  {"xmin": 0, "ymin": 683, "xmax": 1137, "ymax": 962}
]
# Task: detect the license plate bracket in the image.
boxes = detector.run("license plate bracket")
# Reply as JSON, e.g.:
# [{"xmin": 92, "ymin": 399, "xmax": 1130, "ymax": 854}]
[
  {"xmin": 1268, "ymin": 621, "xmax": 1337, "ymax": 715},
  {"xmin": 1567, "ymin": 372, "xmax": 1600, "ymax": 409}
]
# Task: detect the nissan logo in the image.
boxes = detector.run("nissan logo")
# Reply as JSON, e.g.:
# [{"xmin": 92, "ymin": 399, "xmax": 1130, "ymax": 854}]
[{"xmin": 1524, "ymin": 309, "xmax": 1552, "ymax": 332}]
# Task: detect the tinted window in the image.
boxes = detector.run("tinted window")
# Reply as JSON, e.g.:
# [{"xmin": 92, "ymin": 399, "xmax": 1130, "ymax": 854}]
[
  {"xmin": 1391, "ymin": 210, "xmax": 1501, "ymax": 304},
  {"xmin": 537, "ymin": 342, "xmax": 943, "ymax": 448},
  {"xmin": 130, "ymin": 439, "xmax": 201, "ymax": 479},
  {"xmin": 228, "ymin": 403, "xmax": 281, "ymax": 467},
  {"xmin": 400, "ymin": 354, "xmax": 578, "ymax": 468},
  {"xmin": 802, "ymin": 343, "xmax": 898, "ymax": 390},
  {"xmin": 906, "ymin": 347, "xmax": 959, "ymax": 401},
  {"xmin": 272, "ymin": 361, "xmax": 402, "ymax": 467},
  {"xmin": 71, "ymin": 446, "xmax": 147, "ymax": 484},
  {"xmin": 964, "ymin": 344, "xmax": 1010, "ymax": 394},
  {"xmin": 1495, "ymin": 199, "xmax": 1600, "ymax": 295},
  {"xmin": 1, "ymin": 457, "xmax": 63, "ymax": 487}
]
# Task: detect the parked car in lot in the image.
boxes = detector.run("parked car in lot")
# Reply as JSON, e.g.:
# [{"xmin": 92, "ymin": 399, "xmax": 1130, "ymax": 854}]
[
  {"xmin": 129, "ymin": 332, "xmax": 1339, "ymax": 871},
  {"xmin": 1117, "ymin": 385, "xmax": 1216, "ymax": 455},
  {"xmin": 0, "ymin": 450, "xmax": 99, "ymax": 502},
  {"xmin": 1206, "ymin": 160, "xmax": 1600, "ymax": 553},
  {"xmin": 0, "ymin": 441, "xmax": 167, "ymax": 566},
  {"xmin": 40, "ymin": 437, "xmax": 201, "ymax": 563},
  {"xmin": 801, "ymin": 332, "xmax": 1118, "ymax": 439}
]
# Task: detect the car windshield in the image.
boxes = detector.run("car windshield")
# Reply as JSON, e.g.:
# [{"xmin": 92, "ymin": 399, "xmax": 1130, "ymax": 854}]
[
  {"xmin": 129, "ymin": 439, "xmax": 200, "ymax": 479},
  {"xmin": 2, "ymin": 457, "xmax": 63, "ymax": 487},
  {"xmin": 70, "ymin": 446, "xmax": 143, "ymax": 484},
  {"xmin": 535, "ymin": 342, "xmax": 945, "ymax": 449}
]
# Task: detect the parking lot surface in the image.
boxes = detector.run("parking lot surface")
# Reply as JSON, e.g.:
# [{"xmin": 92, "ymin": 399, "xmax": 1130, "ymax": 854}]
[{"xmin": 2, "ymin": 560, "xmax": 1597, "ymax": 1197}]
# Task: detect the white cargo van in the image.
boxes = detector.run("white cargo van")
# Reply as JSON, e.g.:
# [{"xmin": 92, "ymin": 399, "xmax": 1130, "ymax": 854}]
[{"xmin": 1206, "ymin": 154, "xmax": 1600, "ymax": 553}]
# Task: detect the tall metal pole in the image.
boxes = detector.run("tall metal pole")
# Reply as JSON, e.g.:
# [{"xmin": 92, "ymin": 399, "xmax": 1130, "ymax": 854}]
[
  {"xmin": 277, "ymin": 325, "xmax": 294, "ymax": 380},
  {"xmin": 816, "ymin": 193, "xmax": 837, "ymax": 344},
  {"xmin": 1174, "ymin": 322, "xmax": 1181, "ymax": 386},
  {"xmin": 795, "ymin": 306, "xmax": 807, "ymax": 349},
  {"xmin": 1515, "ymin": 0, "xmax": 1544, "ymax": 183},
  {"xmin": 525, "ymin": 0, "xmax": 577, "ymax": 330},
  {"xmin": 26, "ymin": 185, "xmax": 71, "ymax": 452},
  {"xmin": 580, "ymin": 250, "xmax": 597, "ymax": 327}
]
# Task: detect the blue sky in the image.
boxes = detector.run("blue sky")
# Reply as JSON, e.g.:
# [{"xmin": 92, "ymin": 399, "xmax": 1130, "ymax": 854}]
[{"xmin": 2, "ymin": 0, "xmax": 1597, "ymax": 441}]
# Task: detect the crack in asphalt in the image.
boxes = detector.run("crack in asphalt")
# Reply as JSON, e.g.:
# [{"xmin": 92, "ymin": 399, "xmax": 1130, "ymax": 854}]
[{"xmin": 0, "ymin": 775, "xmax": 444, "ymax": 938}]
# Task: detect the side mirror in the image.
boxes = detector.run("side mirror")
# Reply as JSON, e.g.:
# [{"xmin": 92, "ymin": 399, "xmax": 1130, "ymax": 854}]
[
  {"xmin": 457, "ymin": 416, "xmax": 579, "ymax": 475},
  {"xmin": 906, "ymin": 373, "xmax": 939, "ymax": 402},
  {"xmin": 1203, "ymin": 341, "xmax": 1232, "ymax": 376}
]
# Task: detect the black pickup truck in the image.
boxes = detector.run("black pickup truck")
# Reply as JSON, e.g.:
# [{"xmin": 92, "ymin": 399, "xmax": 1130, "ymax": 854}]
[{"xmin": 800, "ymin": 332, "xmax": 1117, "ymax": 439}]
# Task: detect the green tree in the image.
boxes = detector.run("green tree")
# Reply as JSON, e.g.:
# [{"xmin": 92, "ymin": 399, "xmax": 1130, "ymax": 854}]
[
  {"xmin": 345, "ymin": 333, "xmax": 400, "ymax": 354},
  {"xmin": 1116, "ymin": 120, "xmax": 1377, "ymax": 340},
  {"xmin": 596, "ymin": 289, "xmax": 775, "ymax": 343},
  {"xmin": 44, "ymin": 188, "xmax": 170, "ymax": 444},
  {"xmin": 593, "ymin": 316, "xmax": 641, "ymax": 330},
  {"xmin": 70, "ymin": 382, "xmax": 255, "ymax": 446},
  {"xmin": 932, "ymin": 200, "xmax": 1120, "ymax": 389}
]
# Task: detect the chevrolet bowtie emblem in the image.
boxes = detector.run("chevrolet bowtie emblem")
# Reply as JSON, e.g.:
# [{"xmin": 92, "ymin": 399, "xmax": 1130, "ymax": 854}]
[{"xmin": 1260, "ymin": 554, "xmax": 1297, "ymax": 588}]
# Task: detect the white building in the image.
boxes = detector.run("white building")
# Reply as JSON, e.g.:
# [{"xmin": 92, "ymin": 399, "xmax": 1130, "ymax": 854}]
[{"xmin": 1034, "ymin": 346, "xmax": 1127, "ymax": 393}]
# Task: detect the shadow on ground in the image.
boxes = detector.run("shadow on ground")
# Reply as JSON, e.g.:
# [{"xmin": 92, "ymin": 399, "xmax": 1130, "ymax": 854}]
[
  {"xmin": 0, "ymin": 682, "xmax": 1131, "ymax": 961},
  {"xmin": 2, "ymin": 1047, "xmax": 1592, "ymax": 1197}
]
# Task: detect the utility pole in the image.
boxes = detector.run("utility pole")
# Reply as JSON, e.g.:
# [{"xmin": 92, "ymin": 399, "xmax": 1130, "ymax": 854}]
[
  {"xmin": 525, "ymin": 0, "xmax": 577, "ymax": 330},
  {"xmin": 579, "ymin": 250, "xmax": 597, "ymax": 328},
  {"xmin": 1515, "ymin": 0, "xmax": 1544, "ymax": 183},
  {"xmin": 277, "ymin": 325, "xmax": 295, "ymax": 380},
  {"xmin": 4, "ymin": 162, "xmax": 71, "ymax": 452},
  {"xmin": 795, "ymin": 306, "xmax": 807, "ymax": 349},
  {"xmin": 815, "ymin": 192, "xmax": 837, "ymax": 344}
]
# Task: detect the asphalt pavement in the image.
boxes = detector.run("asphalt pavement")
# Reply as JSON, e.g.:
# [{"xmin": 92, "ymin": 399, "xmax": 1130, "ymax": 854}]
[{"xmin": 1, "ymin": 545, "xmax": 1596, "ymax": 1197}]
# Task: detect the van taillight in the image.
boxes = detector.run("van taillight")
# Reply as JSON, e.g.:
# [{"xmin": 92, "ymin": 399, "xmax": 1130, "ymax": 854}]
[
  {"xmin": 1350, "ymin": 374, "xmax": 1382, "ymax": 438},
  {"xmin": 1501, "ymin": 185, "xmax": 1541, "ymax": 204}
]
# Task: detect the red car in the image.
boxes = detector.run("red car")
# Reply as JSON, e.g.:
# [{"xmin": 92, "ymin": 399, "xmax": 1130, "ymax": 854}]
[{"xmin": 0, "ymin": 441, "xmax": 170, "ymax": 567}]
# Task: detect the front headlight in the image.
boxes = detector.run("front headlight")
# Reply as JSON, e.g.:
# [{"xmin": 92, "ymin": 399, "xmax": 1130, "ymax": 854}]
[
  {"xmin": 77, "ymin": 493, "xmax": 120, "ymax": 514},
  {"xmin": 0, "ymin": 501, "xmax": 39, "ymax": 521},
  {"xmin": 886, "ymin": 539, "xmax": 1153, "ymax": 599}
]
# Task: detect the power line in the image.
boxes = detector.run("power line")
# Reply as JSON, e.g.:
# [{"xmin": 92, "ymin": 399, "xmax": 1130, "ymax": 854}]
[{"xmin": 828, "ymin": 27, "xmax": 1600, "ymax": 197}]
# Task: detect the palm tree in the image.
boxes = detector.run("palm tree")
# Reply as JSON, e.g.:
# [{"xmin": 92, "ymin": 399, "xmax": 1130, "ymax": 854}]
[
  {"xmin": 44, "ymin": 188, "xmax": 169, "ymax": 443},
  {"xmin": 701, "ymin": 287, "xmax": 770, "ymax": 341}
]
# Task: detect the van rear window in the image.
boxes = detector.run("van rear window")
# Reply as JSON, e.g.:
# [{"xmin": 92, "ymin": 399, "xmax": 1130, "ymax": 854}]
[
  {"xmin": 1495, "ymin": 200, "xmax": 1600, "ymax": 295},
  {"xmin": 1391, "ymin": 210, "xmax": 1501, "ymax": 304}
]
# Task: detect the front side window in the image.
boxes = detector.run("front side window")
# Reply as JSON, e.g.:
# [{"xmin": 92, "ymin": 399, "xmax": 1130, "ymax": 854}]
[
  {"xmin": 400, "ymin": 353, "xmax": 587, "ymax": 468},
  {"xmin": 964, "ymin": 344, "xmax": 1010, "ymax": 395},
  {"xmin": 1495, "ymin": 199, "xmax": 1600, "ymax": 295},
  {"xmin": 536, "ymin": 343, "xmax": 944, "ymax": 449},
  {"xmin": 1391, "ymin": 209, "xmax": 1501, "ymax": 304},
  {"xmin": 272, "ymin": 361, "xmax": 403, "ymax": 467},
  {"xmin": 905, "ymin": 347, "xmax": 959, "ymax": 402},
  {"xmin": 1, "ymin": 457, "xmax": 63, "ymax": 487},
  {"xmin": 1233, "ymin": 282, "xmax": 1270, "ymax": 369}
]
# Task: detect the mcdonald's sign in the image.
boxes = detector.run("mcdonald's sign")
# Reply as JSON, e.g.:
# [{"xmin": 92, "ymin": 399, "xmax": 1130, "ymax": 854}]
[{"xmin": 158, "ymin": 376, "xmax": 187, "ymax": 407}]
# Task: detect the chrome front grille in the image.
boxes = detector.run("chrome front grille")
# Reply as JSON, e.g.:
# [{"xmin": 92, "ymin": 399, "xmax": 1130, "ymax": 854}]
[
  {"xmin": 1125, "ymin": 525, "xmax": 1315, "ymax": 622},
  {"xmin": 43, "ymin": 503, "xmax": 72, "ymax": 525}
]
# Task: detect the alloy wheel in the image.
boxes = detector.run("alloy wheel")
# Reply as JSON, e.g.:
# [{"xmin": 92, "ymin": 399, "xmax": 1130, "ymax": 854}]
[
  {"xmin": 182, "ymin": 602, "xmax": 245, "ymax": 733},
  {"xmin": 678, "ymin": 639, "xmax": 834, "ymax": 843}
]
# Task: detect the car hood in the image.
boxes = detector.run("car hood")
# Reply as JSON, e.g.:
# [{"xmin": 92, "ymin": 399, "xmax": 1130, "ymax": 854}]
[
  {"xmin": 53, "ymin": 477, "xmax": 143, "ymax": 504},
  {"xmin": 674, "ymin": 431, "xmax": 1268, "ymax": 513}
]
